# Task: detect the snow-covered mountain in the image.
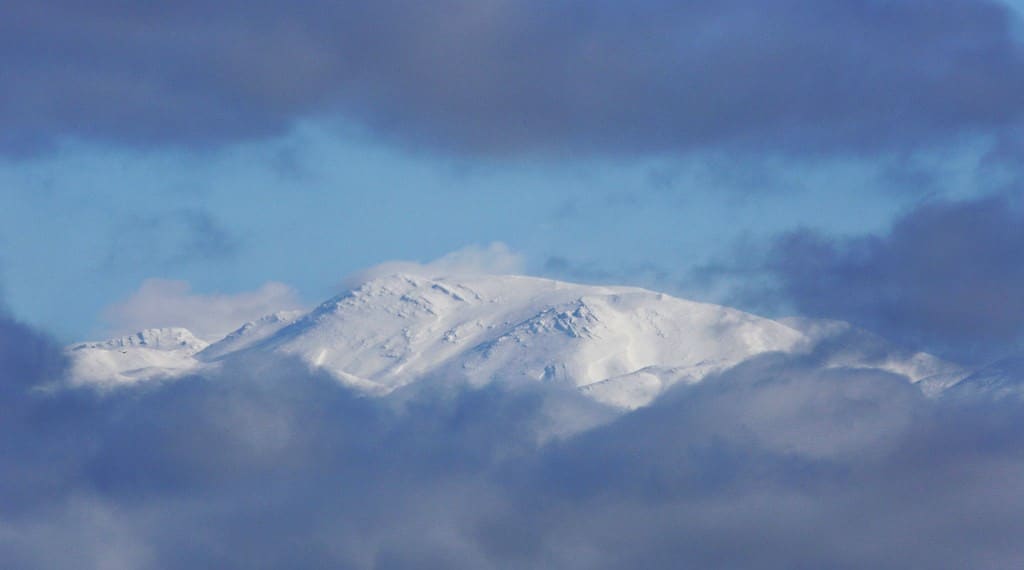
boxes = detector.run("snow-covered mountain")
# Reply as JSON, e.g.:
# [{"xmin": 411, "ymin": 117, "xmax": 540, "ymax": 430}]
[
  {"xmin": 66, "ymin": 274, "xmax": 970, "ymax": 407},
  {"xmin": 778, "ymin": 317, "xmax": 969, "ymax": 397},
  {"xmin": 68, "ymin": 328, "xmax": 208, "ymax": 386},
  {"xmin": 197, "ymin": 310, "xmax": 305, "ymax": 361}
]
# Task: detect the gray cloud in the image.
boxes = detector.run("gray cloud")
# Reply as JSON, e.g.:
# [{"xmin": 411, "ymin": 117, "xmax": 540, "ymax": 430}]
[
  {"xmin": 731, "ymin": 195, "xmax": 1024, "ymax": 363},
  {"xmin": 0, "ymin": 313, "xmax": 66, "ymax": 395},
  {"xmin": 5, "ymin": 0, "xmax": 1024, "ymax": 156},
  {"xmin": 2, "ymin": 309, "xmax": 1024, "ymax": 568},
  {"xmin": 506, "ymin": 354, "xmax": 1024, "ymax": 569}
]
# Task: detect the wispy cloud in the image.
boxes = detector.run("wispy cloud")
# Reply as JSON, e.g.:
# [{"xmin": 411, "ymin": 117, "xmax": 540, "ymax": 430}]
[
  {"xmin": 101, "ymin": 209, "xmax": 239, "ymax": 271},
  {"xmin": 343, "ymin": 243, "xmax": 526, "ymax": 288},
  {"xmin": 102, "ymin": 278, "xmax": 303, "ymax": 340}
]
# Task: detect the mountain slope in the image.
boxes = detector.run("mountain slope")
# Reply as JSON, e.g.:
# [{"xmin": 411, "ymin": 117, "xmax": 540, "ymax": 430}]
[
  {"xmin": 65, "ymin": 274, "xmax": 970, "ymax": 407},
  {"xmin": 234, "ymin": 274, "xmax": 805, "ymax": 405},
  {"xmin": 197, "ymin": 310, "xmax": 305, "ymax": 361},
  {"xmin": 68, "ymin": 328, "xmax": 208, "ymax": 386}
]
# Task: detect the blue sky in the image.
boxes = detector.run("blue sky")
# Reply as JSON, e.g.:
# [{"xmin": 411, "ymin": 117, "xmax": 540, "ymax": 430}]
[{"xmin": 0, "ymin": 121, "xmax": 996, "ymax": 341}]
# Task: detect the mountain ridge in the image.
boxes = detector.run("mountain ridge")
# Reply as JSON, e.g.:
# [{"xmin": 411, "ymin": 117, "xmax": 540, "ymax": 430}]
[{"xmin": 66, "ymin": 273, "xmax": 971, "ymax": 407}]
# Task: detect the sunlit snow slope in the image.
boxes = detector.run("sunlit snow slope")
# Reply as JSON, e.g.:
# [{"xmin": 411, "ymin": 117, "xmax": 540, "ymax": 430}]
[
  {"xmin": 68, "ymin": 328, "xmax": 208, "ymax": 386},
  {"xmin": 67, "ymin": 274, "xmax": 968, "ymax": 408}
]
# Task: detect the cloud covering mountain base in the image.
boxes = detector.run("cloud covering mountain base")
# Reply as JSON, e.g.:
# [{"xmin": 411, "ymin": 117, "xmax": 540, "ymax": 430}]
[{"xmin": 3, "ymin": 307, "xmax": 1024, "ymax": 569}]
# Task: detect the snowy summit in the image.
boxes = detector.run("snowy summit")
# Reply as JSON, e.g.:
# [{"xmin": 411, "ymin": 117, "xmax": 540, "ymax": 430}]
[{"xmin": 68, "ymin": 273, "xmax": 967, "ymax": 408}]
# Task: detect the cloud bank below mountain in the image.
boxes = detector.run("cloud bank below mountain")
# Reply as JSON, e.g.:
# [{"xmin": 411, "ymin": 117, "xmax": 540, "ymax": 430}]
[{"xmin": 2, "ymin": 288, "xmax": 1024, "ymax": 568}]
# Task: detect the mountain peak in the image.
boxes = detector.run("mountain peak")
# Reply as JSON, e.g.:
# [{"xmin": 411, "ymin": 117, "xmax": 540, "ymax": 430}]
[
  {"xmin": 64, "ymin": 273, "xmax": 970, "ymax": 407},
  {"xmin": 68, "ymin": 327, "xmax": 207, "ymax": 386},
  {"xmin": 188, "ymin": 273, "xmax": 809, "ymax": 407},
  {"xmin": 71, "ymin": 327, "xmax": 208, "ymax": 353}
]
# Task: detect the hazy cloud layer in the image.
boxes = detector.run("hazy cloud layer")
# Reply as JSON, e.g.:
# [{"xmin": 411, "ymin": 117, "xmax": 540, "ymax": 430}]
[
  {"xmin": 103, "ymin": 278, "xmax": 304, "ymax": 340},
  {"xmin": 2, "ymin": 306, "xmax": 1024, "ymax": 568},
  {"xmin": 5, "ymin": 0, "xmax": 1024, "ymax": 156}
]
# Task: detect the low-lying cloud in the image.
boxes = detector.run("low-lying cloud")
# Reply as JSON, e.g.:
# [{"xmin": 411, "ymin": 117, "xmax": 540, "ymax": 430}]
[{"xmin": 2, "ymin": 305, "xmax": 1024, "ymax": 568}]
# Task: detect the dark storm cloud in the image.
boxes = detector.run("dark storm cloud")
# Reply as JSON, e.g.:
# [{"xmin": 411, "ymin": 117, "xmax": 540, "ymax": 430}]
[
  {"xmin": 5, "ymin": 0, "xmax": 1024, "ymax": 155},
  {"xmin": 737, "ymin": 195, "xmax": 1024, "ymax": 362}
]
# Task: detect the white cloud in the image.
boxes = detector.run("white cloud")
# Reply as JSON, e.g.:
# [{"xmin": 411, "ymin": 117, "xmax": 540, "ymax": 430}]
[
  {"xmin": 102, "ymin": 279, "xmax": 304, "ymax": 341},
  {"xmin": 99, "ymin": 244, "xmax": 522, "ymax": 342},
  {"xmin": 342, "ymin": 242, "xmax": 526, "ymax": 288}
]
